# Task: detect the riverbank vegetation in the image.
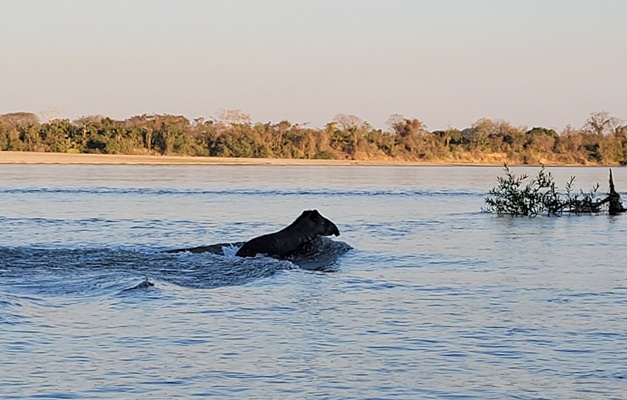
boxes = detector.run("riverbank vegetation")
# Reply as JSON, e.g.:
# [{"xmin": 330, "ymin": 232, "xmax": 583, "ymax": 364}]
[
  {"xmin": 483, "ymin": 165, "xmax": 625, "ymax": 216},
  {"xmin": 1, "ymin": 110, "xmax": 626, "ymax": 165}
]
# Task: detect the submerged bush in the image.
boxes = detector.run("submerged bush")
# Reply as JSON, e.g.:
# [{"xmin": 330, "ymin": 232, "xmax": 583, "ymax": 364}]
[{"xmin": 483, "ymin": 165, "xmax": 601, "ymax": 216}]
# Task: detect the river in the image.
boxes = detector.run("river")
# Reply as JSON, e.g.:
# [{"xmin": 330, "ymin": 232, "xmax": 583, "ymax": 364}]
[{"xmin": 1, "ymin": 164, "xmax": 626, "ymax": 399}]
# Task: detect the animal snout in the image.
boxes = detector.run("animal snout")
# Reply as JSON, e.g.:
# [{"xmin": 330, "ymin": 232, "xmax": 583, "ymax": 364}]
[{"xmin": 329, "ymin": 224, "xmax": 340, "ymax": 236}]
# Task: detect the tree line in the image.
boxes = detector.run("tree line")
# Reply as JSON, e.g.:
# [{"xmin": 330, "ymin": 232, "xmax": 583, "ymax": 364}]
[{"xmin": 0, "ymin": 110, "xmax": 626, "ymax": 165}]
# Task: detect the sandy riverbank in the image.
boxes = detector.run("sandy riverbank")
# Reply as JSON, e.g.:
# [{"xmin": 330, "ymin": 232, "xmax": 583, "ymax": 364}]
[{"xmin": 0, "ymin": 151, "xmax": 500, "ymax": 166}]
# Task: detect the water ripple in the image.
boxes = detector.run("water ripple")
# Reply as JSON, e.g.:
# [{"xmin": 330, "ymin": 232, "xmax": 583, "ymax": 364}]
[
  {"xmin": 2, "ymin": 165, "xmax": 627, "ymax": 399},
  {"xmin": 0, "ymin": 186, "xmax": 482, "ymax": 198}
]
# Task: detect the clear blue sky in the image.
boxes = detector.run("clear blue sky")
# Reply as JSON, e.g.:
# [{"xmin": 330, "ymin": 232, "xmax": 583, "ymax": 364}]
[{"xmin": 1, "ymin": 0, "xmax": 625, "ymax": 130}]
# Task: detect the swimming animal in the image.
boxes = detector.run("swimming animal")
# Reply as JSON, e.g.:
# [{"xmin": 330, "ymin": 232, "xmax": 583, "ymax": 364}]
[{"xmin": 235, "ymin": 209, "xmax": 340, "ymax": 258}]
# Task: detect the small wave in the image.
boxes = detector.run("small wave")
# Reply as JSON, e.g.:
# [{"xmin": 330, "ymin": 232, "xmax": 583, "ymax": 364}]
[
  {"xmin": 164, "ymin": 237, "xmax": 351, "ymax": 272},
  {"xmin": 163, "ymin": 242, "xmax": 244, "ymax": 255},
  {"xmin": 0, "ymin": 247, "xmax": 286, "ymax": 292},
  {"xmin": 0, "ymin": 238, "xmax": 350, "ymax": 297},
  {"xmin": 120, "ymin": 277, "xmax": 155, "ymax": 292},
  {"xmin": 0, "ymin": 187, "xmax": 482, "ymax": 199},
  {"xmin": 286, "ymin": 237, "xmax": 352, "ymax": 271}
]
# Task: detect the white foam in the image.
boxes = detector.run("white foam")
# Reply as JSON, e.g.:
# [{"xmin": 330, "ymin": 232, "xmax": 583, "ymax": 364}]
[{"xmin": 221, "ymin": 244, "xmax": 241, "ymax": 258}]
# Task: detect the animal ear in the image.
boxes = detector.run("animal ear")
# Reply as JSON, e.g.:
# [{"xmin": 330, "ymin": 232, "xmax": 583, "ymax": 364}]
[{"xmin": 310, "ymin": 209, "xmax": 321, "ymax": 220}]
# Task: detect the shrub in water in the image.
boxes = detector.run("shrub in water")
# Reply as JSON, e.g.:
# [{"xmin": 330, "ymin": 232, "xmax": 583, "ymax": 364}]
[{"xmin": 483, "ymin": 165, "xmax": 601, "ymax": 216}]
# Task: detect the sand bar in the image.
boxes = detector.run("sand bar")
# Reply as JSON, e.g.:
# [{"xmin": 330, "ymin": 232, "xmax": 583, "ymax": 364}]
[{"xmin": 0, "ymin": 151, "xmax": 493, "ymax": 166}]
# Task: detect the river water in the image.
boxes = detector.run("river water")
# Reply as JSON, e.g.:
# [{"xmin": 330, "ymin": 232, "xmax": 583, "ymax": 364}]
[{"xmin": 1, "ymin": 164, "xmax": 626, "ymax": 399}]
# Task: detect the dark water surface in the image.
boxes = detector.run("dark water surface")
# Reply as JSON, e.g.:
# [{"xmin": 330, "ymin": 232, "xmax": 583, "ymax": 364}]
[{"xmin": 1, "ymin": 165, "xmax": 626, "ymax": 399}]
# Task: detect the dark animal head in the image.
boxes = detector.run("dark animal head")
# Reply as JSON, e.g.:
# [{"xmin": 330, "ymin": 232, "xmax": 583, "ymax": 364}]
[{"xmin": 300, "ymin": 209, "xmax": 340, "ymax": 237}]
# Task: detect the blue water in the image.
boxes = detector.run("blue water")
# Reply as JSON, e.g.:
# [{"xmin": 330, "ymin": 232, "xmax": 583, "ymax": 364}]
[{"xmin": 1, "ymin": 164, "xmax": 626, "ymax": 399}]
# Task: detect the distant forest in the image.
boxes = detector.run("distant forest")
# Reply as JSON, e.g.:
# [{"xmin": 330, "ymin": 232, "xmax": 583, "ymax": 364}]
[{"xmin": 1, "ymin": 110, "xmax": 626, "ymax": 165}]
